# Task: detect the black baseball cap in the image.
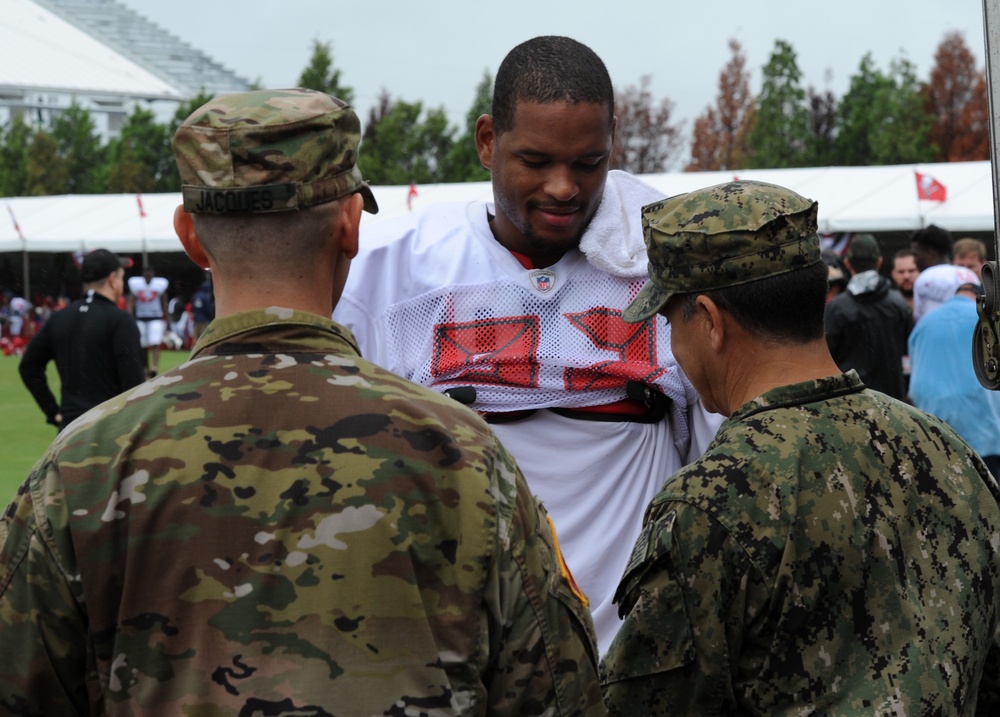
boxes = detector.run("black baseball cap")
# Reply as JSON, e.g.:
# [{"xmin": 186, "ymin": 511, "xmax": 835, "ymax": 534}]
[{"xmin": 80, "ymin": 249, "xmax": 132, "ymax": 282}]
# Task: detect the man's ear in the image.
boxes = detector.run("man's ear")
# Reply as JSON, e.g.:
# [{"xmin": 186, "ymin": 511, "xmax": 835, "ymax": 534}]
[
  {"xmin": 697, "ymin": 295, "xmax": 727, "ymax": 352},
  {"xmin": 335, "ymin": 193, "xmax": 363, "ymax": 260},
  {"xmin": 474, "ymin": 114, "xmax": 496, "ymax": 170},
  {"xmin": 173, "ymin": 206, "xmax": 210, "ymax": 269}
]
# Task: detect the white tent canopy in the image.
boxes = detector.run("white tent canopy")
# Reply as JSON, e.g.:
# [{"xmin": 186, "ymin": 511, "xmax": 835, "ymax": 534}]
[{"xmin": 1, "ymin": 161, "xmax": 995, "ymax": 254}]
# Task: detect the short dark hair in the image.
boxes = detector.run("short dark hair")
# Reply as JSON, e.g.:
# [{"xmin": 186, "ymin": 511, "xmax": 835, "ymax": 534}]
[
  {"xmin": 492, "ymin": 36, "xmax": 614, "ymax": 135},
  {"xmin": 893, "ymin": 248, "xmax": 915, "ymax": 261},
  {"xmin": 848, "ymin": 254, "xmax": 879, "ymax": 274},
  {"xmin": 679, "ymin": 261, "xmax": 829, "ymax": 343},
  {"xmin": 910, "ymin": 224, "xmax": 953, "ymax": 258}
]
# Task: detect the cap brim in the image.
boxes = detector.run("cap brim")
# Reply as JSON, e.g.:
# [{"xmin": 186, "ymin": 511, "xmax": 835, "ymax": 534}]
[
  {"xmin": 622, "ymin": 280, "xmax": 672, "ymax": 323},
  {"xmin": 357, "ymin": 181, "xmax": 378, "ymax": 214}
]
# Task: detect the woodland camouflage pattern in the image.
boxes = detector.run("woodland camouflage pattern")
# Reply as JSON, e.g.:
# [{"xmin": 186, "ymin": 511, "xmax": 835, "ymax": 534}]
[
  {"xmin": 174, "ymin": 88, "xmax": 378, "ymax": 214},
  {"xmin": 0, "ymin": 308, "xmax": 604, "ymax": 716},
  {"xmin": 601, "ymin": 371, "xmax": 1000, "ymax": 715},
  {"xmin": 623, "ymin": 180, "xmax": 822, "ymax": 323}
]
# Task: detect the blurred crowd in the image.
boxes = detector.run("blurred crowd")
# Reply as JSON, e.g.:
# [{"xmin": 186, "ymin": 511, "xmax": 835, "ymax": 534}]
[{"xmin": 0, "ymin": 277, "xmax": 214, "ymax": 357}]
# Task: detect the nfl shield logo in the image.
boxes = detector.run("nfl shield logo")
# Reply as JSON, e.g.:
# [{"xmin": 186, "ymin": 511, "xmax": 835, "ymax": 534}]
[{"xmin": 529, "ymin": 269, "xmax": 556, "ymax": 293}]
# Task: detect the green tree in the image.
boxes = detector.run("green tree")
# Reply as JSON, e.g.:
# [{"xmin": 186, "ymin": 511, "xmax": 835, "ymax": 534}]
[
  {"xmin": 440, "ymin": 70, "xmax": 492, "ymax": 182},
  {"xmin": 358, "ymin": 94, "xmax": 456, "ymax": 185},
  {"xmin": 871, "ymin": 58, "xmax": 935, "ymax": 164},
  {"xmin": 24, "ymin": 129, "xmax": 69, "ymax": 197},
  {"xmin": 297, "ymin": 40, "xmax": 354, "ymax": 104},
  {"xmin": 835, "ymin": 55, "xmax": 886, "ymax": 165},
  {"xmin": 25, "ymin": 130, "xmax": 69, "ymax": 195},
  {"xmin": 103, "ymin": 106, "xmax": 172, "ymax": 193},
  {"xmin": 0, "ymin": 115, "xmax": 33, "ymax": 197},
  {"xmin": 52, "ymin": 102, "xmax": 104, "ymax": 193},
  {"xmin": 746, "ymin": 40, "xmax": 812, "ymax": 168},
  {"xmin": 835, "ymin": 54, "xmax": 935, "ymax": 165}
]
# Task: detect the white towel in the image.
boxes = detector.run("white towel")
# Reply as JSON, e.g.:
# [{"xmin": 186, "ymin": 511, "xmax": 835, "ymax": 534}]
[{"xmin": 579, "ymin": 170, "xmax": 665, "ymax": 278}]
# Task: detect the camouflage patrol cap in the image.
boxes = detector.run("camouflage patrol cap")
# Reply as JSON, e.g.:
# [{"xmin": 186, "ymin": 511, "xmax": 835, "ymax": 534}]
[
  {"xmin": 623, "ymin": 180, "xmax": 822, "ymax": 323},
  {"xmin": 173, "ymin": 88, "xmax": 378, "ymax": 215}
]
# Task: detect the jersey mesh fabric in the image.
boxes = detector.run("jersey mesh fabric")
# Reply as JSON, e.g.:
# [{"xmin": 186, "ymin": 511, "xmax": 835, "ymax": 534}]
[{"xmin": 380, "ymin": 273, "xmax": 692, "ymax": 447}]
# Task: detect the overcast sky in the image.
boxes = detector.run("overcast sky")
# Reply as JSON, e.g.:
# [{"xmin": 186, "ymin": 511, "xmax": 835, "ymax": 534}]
[{"xmin": 120, "ymin": 0, "xmax": 986, "ymax": 149}]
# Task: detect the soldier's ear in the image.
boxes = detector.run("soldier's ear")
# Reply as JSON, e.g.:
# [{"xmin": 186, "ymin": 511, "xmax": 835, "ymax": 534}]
[
  {"xmin": 174, "ymin": 206, "xmax": 210, "ymax": 270},
  {"xmin": 698, "ymin": 295, "xmax": 727, "ymax": 353},
  {"xmin": 335, "ymin": 193, "xmax": 363, "ymax": 261}
]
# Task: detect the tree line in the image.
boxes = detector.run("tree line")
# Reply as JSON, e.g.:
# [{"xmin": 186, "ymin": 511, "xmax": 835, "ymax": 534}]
[
  {"xmin": 0, "ymin": 32, "xmax": 987, "ymax": 197},
  {"xmin": 684, "ymin": 32, "xmax": 987, "ymax": 172}
]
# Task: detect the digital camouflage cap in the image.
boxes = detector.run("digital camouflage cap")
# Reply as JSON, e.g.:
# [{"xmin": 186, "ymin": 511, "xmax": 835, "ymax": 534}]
[
  {"xmin": 623, "ymin": 180, "xmax": 822, "ymax": 323},
  {"xmin": 173, "ymin": 88, "xmax": 378, "ymax": 215}
]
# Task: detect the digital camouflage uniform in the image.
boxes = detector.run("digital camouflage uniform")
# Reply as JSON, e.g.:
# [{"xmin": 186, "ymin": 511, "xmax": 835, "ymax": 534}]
[
  {"xmin": 601, "ymin": 370, "xmax": 1000, "ymax": 714},
  {"xmin": 0, "ymin": 89, "xmax": 605, "ymax": 716},
  {"xmin": 0, "ymin": 308, "xmax": 604, "ymax": 716},
  {"xmin": 604, "ymin": 181, "xmax": 1000, "ymax": 715}
]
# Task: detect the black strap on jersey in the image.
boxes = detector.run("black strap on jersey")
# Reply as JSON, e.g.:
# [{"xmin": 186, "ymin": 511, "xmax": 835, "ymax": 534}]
[{"xmin": 459, "ymin": 380, "xmax": 671, "ymax": 425}]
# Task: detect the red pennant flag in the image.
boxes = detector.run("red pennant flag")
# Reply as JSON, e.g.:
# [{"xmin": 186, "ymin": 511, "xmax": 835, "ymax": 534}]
[
  {"xmin": 136, "ymin": 193, "xmax": 147, "ymax": 218},
  {"xmin": 6, "ymin": 204, "xmax": 24, "ymax": 241},
  {"xmin": 407, "ymin": 182, "xmax": 418, "ymax": 211},
  {"xmin": 915, "ymin": 171, "xmax": 947, "ymax": 202}
]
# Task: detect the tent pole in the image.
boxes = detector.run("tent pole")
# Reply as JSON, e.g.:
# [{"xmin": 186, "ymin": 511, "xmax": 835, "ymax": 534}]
[{"xmin": 21, "ymin": 247, "xmax": 29, "ymax": 299}]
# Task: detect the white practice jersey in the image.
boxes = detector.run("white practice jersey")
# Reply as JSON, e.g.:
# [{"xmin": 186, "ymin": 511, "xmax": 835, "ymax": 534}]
[
  {"xmin": 128, "ymin": 276, "xmax": 169, "ymax": 319},
  {"xmin": 336, "ymin": 174, "xmax": 723, "ymax": 654}
]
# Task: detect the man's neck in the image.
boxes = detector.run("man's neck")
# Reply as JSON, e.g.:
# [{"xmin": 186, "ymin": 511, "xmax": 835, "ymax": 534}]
[
  {"xmin": 486, "ymin": 211, "xmax": 569, "ymax": 269},
  {"xmin": 725, "ymin": 338, "xmax": 842, "ymax": 415},
  {"xmin": 85, "ymin": 283, "xmax": 117, "ymax": 304}
]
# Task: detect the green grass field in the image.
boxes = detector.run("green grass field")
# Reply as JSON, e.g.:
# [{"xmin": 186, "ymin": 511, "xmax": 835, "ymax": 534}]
[{"xmin": 0, "ymin": 349, "xmax": 190, "ymax": 504}]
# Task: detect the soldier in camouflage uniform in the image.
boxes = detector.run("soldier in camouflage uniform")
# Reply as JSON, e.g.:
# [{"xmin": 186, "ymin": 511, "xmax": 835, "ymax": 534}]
[
  {"xmin": 600, "ymin": 180, "xmax": 1000, "ymax": 715},
  {"xmin": 0, "ymin": 89, "xmax": 605, "ymax": 716}
]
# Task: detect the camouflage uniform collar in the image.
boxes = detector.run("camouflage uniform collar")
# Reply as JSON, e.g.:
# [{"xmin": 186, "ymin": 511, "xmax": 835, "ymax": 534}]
[
  {"xmin": 192, "ymin": 307, "xmax": 361, "ymax": 357},
  {"xmin": 729, "ymin": 370, "xmax": 865, "ymax": 422}
]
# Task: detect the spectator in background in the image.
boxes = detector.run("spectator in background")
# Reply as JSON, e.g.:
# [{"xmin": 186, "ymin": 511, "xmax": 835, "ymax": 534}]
[
  {"xmin": 825, "ymin": 234, "xmax": 911, "ymax": 400},
  {"xmin": 953, "ymin": 237, "xmax": 988, "ymax": 280},
  {"xmin": 822, "ymin": 248, "xmax": 848, "ymax": 302},
  {"xmin": 913, "ymin": 264, "xmax": 979, "ymax": 322},
  {"xmin": 191, "ymin": 277, "xmax": 215, "ymax": 340},
  {"xmin": 7, "ymin": 295, "xmax": 31, "ymax": 341},
  {"xmin": 18, "ymin": 249, "xmax": 145, "ymax": 431},
  {"xmin": 910, "ymin": 223, "xmax": 953, "ymax": 271},
  {"xmin": 890, "ymin": 249, "xmax": 919, "ymax": 313},
  {"xmin": 127, "ymin": 265, "xmax": 169, "ymax": 376},
  {"xmin": 909, "ymin": 279, "xmax": 1000, "ymax": 479},
  {"xmin": 166, "ymin": 290, "xmax": 190, "ymax": 349}
]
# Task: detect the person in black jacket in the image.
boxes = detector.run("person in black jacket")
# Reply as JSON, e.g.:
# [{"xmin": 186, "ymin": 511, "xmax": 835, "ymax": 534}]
[
  {"xmin": 19, "ymin": 249, "xmax": 146, "ymax": 431},
  {"xmin": 825, "ymin": 234, "xmax": 912, "ymax": 400}
]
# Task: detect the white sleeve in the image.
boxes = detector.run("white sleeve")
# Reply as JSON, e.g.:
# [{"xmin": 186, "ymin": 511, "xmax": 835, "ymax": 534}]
[
  {"xmin": 334, "ymin": 293, "xmax": 383, "ymax": 364},
  {"xmin": 685, "ymin": 399, "xmax": 725, "ymax": 463}
]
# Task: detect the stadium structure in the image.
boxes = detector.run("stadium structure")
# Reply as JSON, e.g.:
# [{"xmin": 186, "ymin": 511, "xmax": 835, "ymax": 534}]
[{"xmin": 1, "ymin": 0, "xmax": 251, "ymax": 143}]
